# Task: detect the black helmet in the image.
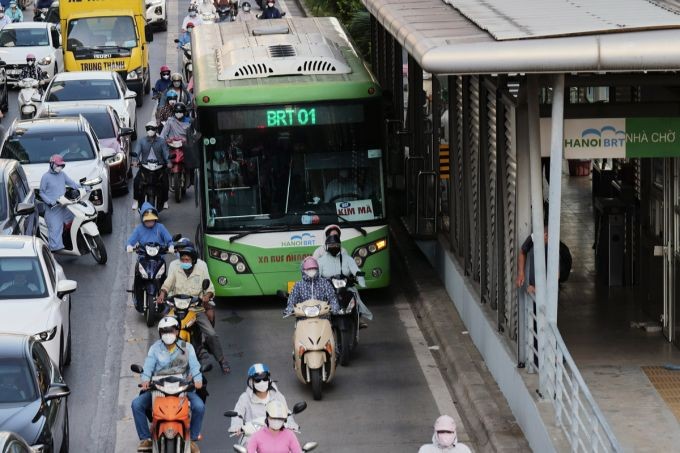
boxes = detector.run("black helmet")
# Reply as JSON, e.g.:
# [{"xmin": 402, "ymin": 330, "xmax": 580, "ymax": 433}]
[
  {"xmin": 173, "ymin": 102, "xmax": 187, "ymax": 114},
  {"xmin": 325, "ymin": 234, "xmax": 341, "ymax": 256},
  {"xmin": 178, "ymin": 241, "xmax": 198, "ymax": 263}
]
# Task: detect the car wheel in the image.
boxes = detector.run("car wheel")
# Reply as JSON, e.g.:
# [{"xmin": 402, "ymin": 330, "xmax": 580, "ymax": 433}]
[
  {"xmin": 161, "ymin": 18, "xmax": 168, "ymax": 32},
  {"xmin": 135, "ymin": 89, "xmax": 144, "ymax": 107},
  {"xmin": 1, "ymin": 79, "xmax": 8, "ymax": 113},
  {"xmin": 64, "ymin": 309, "xmax": 72, "ymax": 366},
  {"xmin": 144, "ymin": 72, "xmax": 151, "ymax": 95},
  {"xmin": 131, "ymin": 118, "xmax": 137, "ymax": 141},
  {"xmin": 59, "ymin": 405, "xmax": 69, "ymax": 453}
]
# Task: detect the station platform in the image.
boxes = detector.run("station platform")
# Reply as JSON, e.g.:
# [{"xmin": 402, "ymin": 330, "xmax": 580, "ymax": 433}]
[{"xmin": 557, "ymin": 174, "xmax": 680, "ymax": 451}]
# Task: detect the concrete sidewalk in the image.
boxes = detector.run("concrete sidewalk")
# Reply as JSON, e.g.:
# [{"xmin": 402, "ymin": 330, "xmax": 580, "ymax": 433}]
[{"xmin": 390, "ymin": 220, "xmax": 529, "ymax": 452}]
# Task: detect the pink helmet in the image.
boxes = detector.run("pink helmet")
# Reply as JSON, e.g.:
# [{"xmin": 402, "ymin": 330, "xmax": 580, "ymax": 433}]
[
  {"xmin": 26, "ymin": 53, "xmax": 36, "ymax": 61},
  {"xmin": 49, "ymin": 154, "xmax": 65, "ymax": 166},
  {"xmin": 301, "ymin": 256, "xmax": 318, "ymax": 271}
]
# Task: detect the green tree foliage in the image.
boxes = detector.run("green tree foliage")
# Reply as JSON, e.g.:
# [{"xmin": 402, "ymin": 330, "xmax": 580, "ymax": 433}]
[{"xmin": 303, "ymin": 0, "xmax": 371, "ymax": 58}]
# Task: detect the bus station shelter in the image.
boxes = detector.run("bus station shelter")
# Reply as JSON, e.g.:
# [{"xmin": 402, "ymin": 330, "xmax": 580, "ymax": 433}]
[{"xmin": 362, "ymin": 0, "xmax": 680, "ymax": 450}]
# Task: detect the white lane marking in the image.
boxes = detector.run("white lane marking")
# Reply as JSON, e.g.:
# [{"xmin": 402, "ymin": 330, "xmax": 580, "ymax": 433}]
[{"xmin": 395, "ymin": 295, "xmax": 471, "ymax": 443}]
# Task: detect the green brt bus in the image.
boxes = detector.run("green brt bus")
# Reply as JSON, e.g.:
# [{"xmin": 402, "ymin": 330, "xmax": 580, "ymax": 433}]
[{"xmin": 191, "ymin": 17, "xmax": 389, "ymax": 297}]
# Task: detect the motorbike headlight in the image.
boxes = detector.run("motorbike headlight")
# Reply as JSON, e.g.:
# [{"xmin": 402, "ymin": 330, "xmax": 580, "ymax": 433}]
[
  {"xmin": 138, "ymin": 263, "xmax": 149, "ymax": 279},
  {"xmin": 332, "ymin": 279, "xmax": 346, "ymax": 289},
  {"xmin": 33, "ymin": 326, "xmax": 57, "ymax": 342},
  {"xmin": 105, "ymin": 152, "xmax": 125, "ymax": 165},
  {"xmin": 21, "ymin": 104, "xmax": 36, "ymax": 114},
  {"xmin": 303, "ymin": 305, "xmax": 320, "ymax": 317},
  {"xmin": 155, "ymin": 263, "xmax": 166, "ymax": 279},
  {"xmin": 127, "ymin": 67, "xmax": 143, "ymax": 80},
  {"xmin": 336, "ymin": 307, "xmax": 346, "ymax": 315},
  {"xmin": 38, "ymin": 56, "xmax": 52, "ymax": 66},
  {"xmin": 145, "ymin": 245, "xmax": 160, "ymax": 257},
  {"xmin": 174, "ymin": 297, "xmax": 191, "ymax": 310},
  {"xmin": 83, "ymin": 176, "xmax": 103, "ymax": 186}
]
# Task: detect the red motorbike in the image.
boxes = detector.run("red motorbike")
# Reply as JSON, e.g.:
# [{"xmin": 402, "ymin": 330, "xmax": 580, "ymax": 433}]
[{"xmin": 168, "ymin": 137, "xmax": 191, "ymax": 203}]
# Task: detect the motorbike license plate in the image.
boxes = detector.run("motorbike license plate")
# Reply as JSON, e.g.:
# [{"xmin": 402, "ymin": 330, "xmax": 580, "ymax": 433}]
[
  {"xmin": 7, "ymin": 70, "xmax": 20, "ymax": 75},
  {"xmin": 287, "ymin": 281, "xmax": 295, "ymax": 294}
]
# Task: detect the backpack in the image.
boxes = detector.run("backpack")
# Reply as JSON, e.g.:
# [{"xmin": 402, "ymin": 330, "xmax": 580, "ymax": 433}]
[{"xmin": 559, "ymin": 242, "xmax": 572, "ymax": 283}]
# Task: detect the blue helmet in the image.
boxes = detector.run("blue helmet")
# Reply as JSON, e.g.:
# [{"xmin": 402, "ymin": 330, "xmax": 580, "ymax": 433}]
[{"xmin": 248, "ymin": 363, "xmax": 270, "ymax": 379}]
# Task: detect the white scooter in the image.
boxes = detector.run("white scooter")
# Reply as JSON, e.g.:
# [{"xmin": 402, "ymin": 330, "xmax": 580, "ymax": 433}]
[
  {"xmin": 37, "ymin": 180, "xmax": 107, "ymax": 264},
  {"xmin": 17, "ymin": 77, "xmax": 44, "ymax": 119}
]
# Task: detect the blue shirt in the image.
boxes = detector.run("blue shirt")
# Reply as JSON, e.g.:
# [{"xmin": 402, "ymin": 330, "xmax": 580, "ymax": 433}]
[
  {"xmin": 177, "ymin": 32, "xmax": 191, "ymax": 48},
  {"xmin": 141, "ymin": 339, "xmax": 202, "ymax": 384},
  {"xmin": 39, "ymin": 170, "xmax": 79, "ymax": 206}
]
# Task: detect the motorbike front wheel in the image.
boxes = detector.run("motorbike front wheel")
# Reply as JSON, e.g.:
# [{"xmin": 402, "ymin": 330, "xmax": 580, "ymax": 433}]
[
  {"xmin": 163, "ymin": 436, "xmax": 178, "ymax": 453},
  {"xmin": 88, "ymin": 234, "xmax": 107, "ymax": 264},
  {"xmin": 173, "ymin": 173, "xmax": 182, "ymax": 203},
  {"xmin": 144, "ymin": 293, "xmax": 156, "ymax": 327},
  {"xmin": 310, "ymin": 368, "xmax": 323, "ymax": 401},
  {"xmin": 339, "ymin": 327, "xmax": 352, "ymax": 366}
]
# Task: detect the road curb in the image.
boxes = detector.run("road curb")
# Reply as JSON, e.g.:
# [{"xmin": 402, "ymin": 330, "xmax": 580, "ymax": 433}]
[{"xmin": 389, "ymin": 220, "xmax": 530, "ymax": 453}]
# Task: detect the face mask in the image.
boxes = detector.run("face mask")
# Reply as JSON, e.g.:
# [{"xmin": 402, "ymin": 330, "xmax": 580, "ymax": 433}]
[
  {"xmin": 268, "ymin": 419, "xmax": 284, "ymax": 431},
  {"xmin": 143, "ymin": 221, "xmax": 155, "ymax": 228},
  {"xmin": 162, "ymin": 74, "xmax": 170, "ymax": 80},
  {"xmin": 161, "ymin": 333, "xmax": 177, "ymax": 345},
  {"xmin": 328, "ymin": 248, "xmax": 340, "ymax": 257},
  {"xmin": 146, "ymin": 129, "xmax": 156, "ymax": 137},
  {"xmin": 180, "ymin": 262, "xmax": 193, "ymax": 270},
  {"xmin": 175, "ymin": 112, "xmax": 184, "ymax": 119},
  {"xmin": 189, "ymin": 11, "xmax": 196, "ymax": 16},
  {"xmin": 267, "ymin": 2, "xmax": 274, "ymax": 7},
  {"xmin": 437, "ymin": 433, "xmax": 456, "ymax": 447},
  {"xmin": 304, "ymin": 269, "xmax": 317, "ymax": 278},
  {"xmin": 253, "ymin": 380, "xmax": 269, "ymax": 392},
  {"xmin": 27, "ymin": 61, "xmax": 34, "ymax": 66},
  {"xmin": 54, "ymin": 166, "xmax": 63, "ymax": 174},
  {"xmin": 173, "ymin": 81, "xmax": 181, "ymax": 87},
  {"xmin": 168, "ymin": 99, "xmax": 177, "ymax": 106}
]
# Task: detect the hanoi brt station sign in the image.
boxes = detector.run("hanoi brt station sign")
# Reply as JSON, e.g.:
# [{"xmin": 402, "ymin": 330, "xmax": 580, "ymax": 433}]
[{"xmin": 540, "ymin": 118, "xmax": 680, "ymax": 159}]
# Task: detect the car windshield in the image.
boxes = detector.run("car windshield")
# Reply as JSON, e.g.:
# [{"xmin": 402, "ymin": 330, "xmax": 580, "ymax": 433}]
[
  {"xmin": 81, "ymin": 112, "xmax": 115, "ymax": 139},
  {"xmin": 45, "ymin": 79, "xmax": 119, "ymax": 101},
  {"xmin": 0, "ymin": 257, "xmax": 48, "ymax": 299},
  {"xmin": 0, "ymin": 28, "xmax": 49, "ymax": 47},
  {"xmin": 0, "ymin": 358, "xmax": 37, "ymax": 404},
  {"xmin": 66, "ymin": 16, "xmax": 137, "ymax": 50},
  {"xmin": 1, "ymin": 132, "xmax": 96, "ymax": 164}
]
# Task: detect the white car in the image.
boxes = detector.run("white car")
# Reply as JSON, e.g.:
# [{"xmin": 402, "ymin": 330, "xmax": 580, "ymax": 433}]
[
  {"xmin": 146, "ymin": 0, "xmax": 168, "ymax": 31},
  {"xmin": 0, "ymin": 116, "xmax": 115, "ymax": 233},
  {"xmin": 0, "ymin": 235, "xmax": 77, "ymax": 369},
  {"xmin": 0, "ymin": 22, "xmax": 63, "ymax": 85},
  {"xmin": 37, "ymin": 71, "xmax": 138, "ymax": 139}
]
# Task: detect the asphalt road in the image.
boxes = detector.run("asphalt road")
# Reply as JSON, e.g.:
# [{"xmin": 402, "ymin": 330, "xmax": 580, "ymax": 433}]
[{"xmin": 2, "ymin": 4, "xmax": 472, "ymax": 453}]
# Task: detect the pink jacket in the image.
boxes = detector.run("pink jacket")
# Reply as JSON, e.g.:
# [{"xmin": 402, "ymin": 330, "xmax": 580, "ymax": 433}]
[{"xmin": 247, "ymin": 427, "xmax": 302, "ymax": 453}]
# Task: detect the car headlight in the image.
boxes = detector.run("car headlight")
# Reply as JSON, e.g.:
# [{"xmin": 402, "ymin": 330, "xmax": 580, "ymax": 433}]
[
  {"xmin": 33, "ymin": 326, "xmax": 57, "ymax": 342},
  {"xmin": 145, "ymin": 245, "xmax": 160, "ymax": 257},
  {"xmin": 105, "ymin": 152, "xmax": 125, "ymax": 165},
  {"xmin": 174, "ymin": 297, "xmax": 190, "ymax": 310},
  {"xmin": 83, "ymin": 176, "xmax": 103, "ymax": 186},
  {"xmin": 127, "ymin": 67, "xmax": 143, "ymax": 80},
  {"xmin": 303, "ymin": 306, "xmax": 320, "ymax": 317},
  {"xmin": 138, "ymin": 263, "xmax": 149, "ymax": 279},
  {"xmin": 39, "ymin": 56, "xmax": 52, "ymax": 66},
  {"xmin": 21, "ymin": 104, "xmax": 36, "ymax": 114},
  {"xmin": 155, "ymin": 263, "xmax": 166, "ymax": 279}
]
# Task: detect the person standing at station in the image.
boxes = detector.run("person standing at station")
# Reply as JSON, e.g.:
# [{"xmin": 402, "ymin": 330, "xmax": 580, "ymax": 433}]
[
  {"xmin": 516, "ymin": 222, "xmax": 572, "ymax": 295},
  {"xmin": 418, "ymin": 415, "xmax": 471, "ymax": 453}
]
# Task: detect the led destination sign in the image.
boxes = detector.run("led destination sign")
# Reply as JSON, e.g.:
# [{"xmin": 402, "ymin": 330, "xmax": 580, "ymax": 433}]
[{"xmin": 217, "ymin": 104, "xmax": 364, "ymax": 129}]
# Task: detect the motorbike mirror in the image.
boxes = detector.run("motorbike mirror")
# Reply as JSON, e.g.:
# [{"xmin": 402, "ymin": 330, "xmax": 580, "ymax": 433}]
[
  {"xmin": 233, "ymin": 446, "xmax": 247, "ymax": 453},
  {"xmin": 276, "ymin": 289, "xmax": 288, "ymax": 300},
  {"xmin": 224, "ymin": 410, "xmax": 239, "ymax": 418},
  {"xmin": 281, "ymin": 11, "xmax": 286, "ymax": 17},
  {"xmin": 302, "ymin": 442, "xmax": 318, "ymax": 452},
  {"xmin": 174, "ymin": 38, "xmax": 180, "ymax": 43},
  {"xmin": 172, "ymin": 233, "xmax": 183, "ymax": 241},
  {"xmin": 31, "ymin": 93, "xmax": 42, "ymax": 103},
  {"xmin": 130, "ymin": 364, "xmax": 144, "ymax": 374},
  {"xmin": 291, "ymin": 401, "xmax": 307, "ymax": 414},
  {"xmin": 202, "ymin": 279, "xmax": 210, "ymax": 290},
  {"xmin": 200, "ymin": 363, "xmax": 213, "ymax": 373}
]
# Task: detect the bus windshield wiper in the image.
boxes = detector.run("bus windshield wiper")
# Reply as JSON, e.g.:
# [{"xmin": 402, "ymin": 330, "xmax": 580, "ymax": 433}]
[
  {"xmin": 229, "ymin": 224, "xmax": 290, "ymax": 243},
  {"xmin": 337, "ymin": 215, "xmax": 367, "ymax": 236}
]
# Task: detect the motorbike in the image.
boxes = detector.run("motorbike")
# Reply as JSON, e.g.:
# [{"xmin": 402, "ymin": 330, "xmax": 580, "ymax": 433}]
[
  {"xmin": 17, "ymin": 78, "xmax": 44, "ymax": 119},
  {"xmin": 33, "ymin": 7, "xmax": 47, "ymax": 21},
  {"xmin": 174, "ymin": 41, "xmax": 192, "ymax": 83},
  {"xmin": 282, "ymin": 295, "xmax": 336, "ymax": 400},
  {"xmin": 164, "ymin": 279, "xmax": 212, "ymax": 365},
  {"xmin": 37, "ymin": 181, "xmax": 107, "ymax": 264},
  {"xmin": 134, "ymin": 158, "xmax": 167, "ymax": 213},
  {"xmin": 168, "ymin": 138, "xmax": 190, "ymax": 203},
  {"xmin": 216, "ymin": 0, "xmax": 238, "ymax": 22},
  {"xmin": 130, "ymin": 363, "xmax": 213, "ymax": 453},
  {"xmin": 131, "ymin": 242, "xmax": 170, "ymax": 327},
  {"xmin": 329, "ymin": 272, "xmax": 364, "ymax": 366},
  {"xmin": 225, "ymin": 401, "xmax": 308, "ymax": 447}
]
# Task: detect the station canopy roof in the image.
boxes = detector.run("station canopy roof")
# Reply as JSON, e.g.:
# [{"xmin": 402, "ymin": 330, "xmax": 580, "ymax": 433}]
[{"xmin": 361, "ymin": 0, "xmax": 680, "ymax": 74}]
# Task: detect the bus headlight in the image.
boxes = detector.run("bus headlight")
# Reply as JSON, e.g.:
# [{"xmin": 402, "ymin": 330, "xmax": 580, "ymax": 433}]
[
  {"xmin": 352, "ymin": 238, "xmax": 387, "ymax": 268},
  {"xmin": 208, "ymin": 246, "xmax": 251, "ymax": 274}
]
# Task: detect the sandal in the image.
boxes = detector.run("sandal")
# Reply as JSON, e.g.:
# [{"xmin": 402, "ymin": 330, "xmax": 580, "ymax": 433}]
[{"xmin": 220, "ymin": 360, "xmax": 231, "ymax": 375}]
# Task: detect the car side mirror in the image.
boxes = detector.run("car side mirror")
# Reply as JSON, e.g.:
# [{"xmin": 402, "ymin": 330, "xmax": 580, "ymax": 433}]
[
  {"xmin": 56, "ymin": 279, "xmax": 77, "ymax": 298},
  {"xmin": 14, "ymin": 202, "xmax": 35, "ymax": 216},
  {"xmin": 130, "ymin": 364, "xmax": 144, "ymax": 374},
  {"xmin": 292, "ymin": 401, "xmax": 307, "ymax": 414},
  {"xmin": 124, "ymin": 90, "xmax": 137, "ymax": 100},
  {"xmin": 44, "ymin": 383, "xmax": 70, "ymax": 401},
  {"xmin": 145, "ymin": 25, "xmax": 153, "ymax": 43},
  {"xmin": 100, "ymin": 146, "xmax": 117, "ymax": 160},
  {"xmin": 119, "ymin": 127, "xmax": 134, "ymax": 136}
]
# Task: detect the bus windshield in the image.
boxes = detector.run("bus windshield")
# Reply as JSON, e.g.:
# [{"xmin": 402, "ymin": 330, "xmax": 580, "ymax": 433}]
[{"xmin": 200, "ymin": 101, "xmax": 385, "ymax": 231}]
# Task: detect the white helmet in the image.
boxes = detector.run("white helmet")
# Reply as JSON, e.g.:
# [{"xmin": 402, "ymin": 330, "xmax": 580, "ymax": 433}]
[
  {"xmin": 158, "ymin": 316, "xmax": 179, "ymax": 332},
  {"xmin": 265, "ymin": 400, "xmax": 288, "ymax": 419},
  {"xmin": 145, "ymin": 120, "xmax": 158, "ymax": 129}
]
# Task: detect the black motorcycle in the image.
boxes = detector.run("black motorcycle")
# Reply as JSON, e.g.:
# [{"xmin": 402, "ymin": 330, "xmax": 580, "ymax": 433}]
[
  {"xmin": 329, "ymin": 272, "xmax": 363, "ymax": 366},
  {"xmin": 137, "ymin": 159, "xmax": 167, "ymax": 213},
  {"xmin": 132, "ymin": 242, "xmax": 169, "ymax": 327},
  {"xmin": 216, "ymin": 3, "xmax": 237, "ymax": 22}
]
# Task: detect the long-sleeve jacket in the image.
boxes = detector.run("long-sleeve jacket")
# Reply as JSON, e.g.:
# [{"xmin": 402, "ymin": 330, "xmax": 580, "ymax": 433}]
[
  {"xmin": 20, "ymin": 65, "xmax": 46, "ymax": 81},
  {"xmin": 160, "ymin": 117, "xmax": 191, "ymax": 141},
  {"xmin": 285, "ymin": 272, "xmax": 339, "ymax": 314},
  {"xmin": 39, "ymin": 170, "xmax": 78, "ymax": 206},
  {"xmin": 161, "ymin": 259, "xmax": 215, "ymax": 297},
  {"xmin": 141, "ymin": 339, "xmax": 202, "ymax": 384},
  {"xmin": 228, "ymin": 384, "xmax": 298, "ymax": 432},
  {"xmin": 153, "ymin": 78, "xmax": 171, "ymax": 97},
  {"xmin": 318, "ymin": 250, "xmax": 361, "ymax": 279},
  {"xmin": 133, "ymin": 135, "xmax": 169, "ymax": 165},
  {"xmin": 6, "ymin": 7, "xmax": 22, "ymax": 22},
  {"xmin": 177, "ymin": 32, "xmax": 191, "ymax": 48},
  {"xmin": 261, "ymin": 6, "xmax": 282, "ymax": 18},
  {"xmin": 126, "ymin": 202, "xmax": 173, "ymax": 247}
]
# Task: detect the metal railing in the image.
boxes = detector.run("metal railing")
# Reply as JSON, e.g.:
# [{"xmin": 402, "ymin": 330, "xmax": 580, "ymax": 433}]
[{"xmin": 524, "ymin": 294, "xmax": 622, "ymax": 452}]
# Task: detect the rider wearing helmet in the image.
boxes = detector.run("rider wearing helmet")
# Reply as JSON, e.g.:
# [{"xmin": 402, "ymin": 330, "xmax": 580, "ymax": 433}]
[
  {"xmin": 178, "ymin": 22, "xmax": 194, "ymax": 48},
  {"xmin": 158, "ymin": 241, "xmax": 231, "ymax": 374},
  {"xmin": 7, "ymin": 1, "xmax": 22, "ymax": 22},
  {"xmin": 312, "ymin": 224, "xmax": 348, "ymax": 259},
  {"xmin": 418, "ymin": 415, "xmax": 472, "ymax": 453},
  {"xmin": 181, "ymin": 3, "xmax": 203, "ymax": 31},
  {"xmin": 260, "ymin": 0, "xmax": 282, "ymax": 19},
  {"xmin": 228, "ymin": 364, "xmax": 298, "ymax": 438},
  {"xmin": 126, "ymin": 203, "xmax": 173, "ymax": 251},
  {"xmin": 131, "ymin": 316, "xmax": 205, "ymax": 453},
  {"xmin": 131, "ymin": 121, "xmax": 170, "ymax": 211},
  {"xmin": 242, "ymin": 2, "xmax": 251, "ymax": 13},
  {"xmin": 246, "ymin": 400, "xmax": 301, "ymax": 453},
  {"xmin": 152, "ymin": 65, "xmax": 172, "ymax": 99},
  {"xmin": 20, "ymin": 53, "xmax": 47, "ymax": 82},
  {"xmin": 284, "ymin": 257, "xmax": 339, "ymax": 316},
  {"xmin": 156, "ymin": 89, "xmax": 178, "ymax": 124},
  {"xmin": 160, "ymin": 102, "xmax": 191, "ymax": 142},
  {"xmin": 160, "ymin": 72, "xmax": 193, "ymax": 107},
  {"xmin": 39, "ymin": 155, "xmax": 80, "ymax": 251}
]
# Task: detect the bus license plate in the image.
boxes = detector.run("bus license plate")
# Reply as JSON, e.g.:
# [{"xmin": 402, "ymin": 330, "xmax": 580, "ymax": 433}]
[{"xmin": 287, "ymin": 281, "xmax": 295, "ymax": 294}]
